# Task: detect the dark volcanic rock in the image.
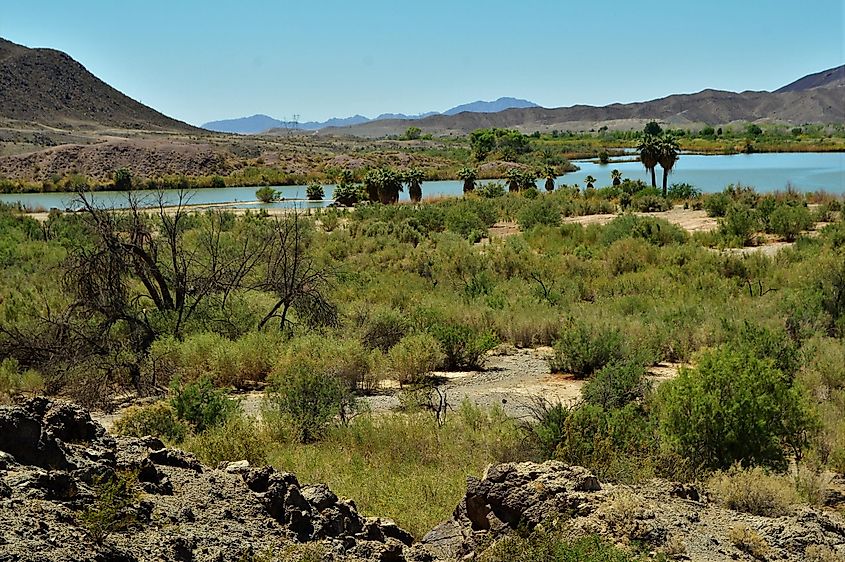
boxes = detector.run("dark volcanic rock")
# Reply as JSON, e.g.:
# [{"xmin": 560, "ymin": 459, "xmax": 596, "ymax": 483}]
[{"xmin": 0, "ymin": 399, "xmax": 420, "ymax": 562}]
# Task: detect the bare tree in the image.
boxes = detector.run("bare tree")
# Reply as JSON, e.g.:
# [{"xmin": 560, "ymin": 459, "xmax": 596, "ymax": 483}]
[{"xmin": 257, "ymin": 211, "xmax": 337, "ymax": 331}]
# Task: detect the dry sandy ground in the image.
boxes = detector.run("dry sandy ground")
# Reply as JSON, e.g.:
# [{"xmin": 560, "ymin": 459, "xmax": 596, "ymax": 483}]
[
  {"xmin": 231, "ymin": 348, "xmax": 680, "ymax": 426},
  {"xmin": 91, "ymin": 349, "xmax": 681, "ymax": 431},
  {"xmin": 561, "ymin": 207, "xmax": 718, "ymax": 232}
]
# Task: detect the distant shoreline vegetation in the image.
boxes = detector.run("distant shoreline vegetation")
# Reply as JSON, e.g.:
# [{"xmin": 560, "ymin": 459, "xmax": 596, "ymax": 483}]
[{"xmin": 1, "ymin": 122, "xmax": 843, "ymax": 194}]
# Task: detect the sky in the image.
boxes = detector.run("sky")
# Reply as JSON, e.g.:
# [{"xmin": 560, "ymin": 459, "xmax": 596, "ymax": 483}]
[{"xmin": 2, "ymin": 1, "xmax": 843, "ymax": 126}]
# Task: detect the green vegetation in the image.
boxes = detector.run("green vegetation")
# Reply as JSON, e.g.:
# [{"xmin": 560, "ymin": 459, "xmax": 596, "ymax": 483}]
[{"xmin": 1, "ymin": 180, "xmax": 843, "ymax": 543}]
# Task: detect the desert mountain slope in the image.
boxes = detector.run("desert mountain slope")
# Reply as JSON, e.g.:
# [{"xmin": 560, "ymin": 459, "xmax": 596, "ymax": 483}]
[
  {"xmin": 0, "ymin": 37, "xmax": 197, "ymax": 132},
  {"xmin": 775, "ymin": 64, "xmax": 845, "ymax": 93}
]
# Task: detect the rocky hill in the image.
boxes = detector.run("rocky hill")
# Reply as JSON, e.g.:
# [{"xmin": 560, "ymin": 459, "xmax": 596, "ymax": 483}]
[
  {"xmin": 321, "ymin": 86, "xmax": 845, "ymax": 138},
  {"xmin": 0, "ymin": 38, "xmax": 196, "ymax": 132},
  {"xmin": 1, "ymin": 399, "xmax": 843, "ymax": 561},
  {"xmin": 776, "ymin": 64, "xmax": 845, "ymax": 93}
]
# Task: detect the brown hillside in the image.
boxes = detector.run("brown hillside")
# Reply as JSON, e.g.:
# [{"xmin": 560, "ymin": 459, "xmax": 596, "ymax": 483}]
[
  {"xmin": 317, "ymin": 88, "xmax": 845, "ymax": 138},
  {"xmin": 0, "ymin": 37, "xmax": 197, "ymax": 132}
]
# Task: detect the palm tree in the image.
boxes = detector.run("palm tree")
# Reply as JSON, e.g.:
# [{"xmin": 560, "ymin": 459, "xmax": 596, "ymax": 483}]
[
  {"xmin": 378, "ymin": 168, "xmax": 403, "ymax": 204},
  {"xmin": 363, "ymin": 169, "xmax": 380, "ymax": 203},
  {"xmin": 584, "ymin": 175, "xmax": 597, "ymax": 189},
  {"xmin": 611, "ymin": 169, "xmax": 622, "ymax": 186},
  {"xmin": 637, "ymin": 134, "xmax": 660, "ymax": 188},
  {"xmin": 458, "ymin": 167, "xmax": 477, "ymax": 193},
  {"xmin": 543, "ymin": 165, "xmax": 556, "ymax": 192},
  {"xmin": 506, "ymin": 168, "xmax": 522, "ymax": 192},
  {"xmin": 657, "ymin": 133, "xmax": 680, "ymax": 197},
  {"xmin": 404, "ymin": 167, "xmax": 425, "ymax": 203}
]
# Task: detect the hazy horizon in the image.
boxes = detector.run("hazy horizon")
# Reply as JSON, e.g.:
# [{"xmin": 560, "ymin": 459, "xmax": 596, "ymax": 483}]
[{"xmin": 2, "ymin": 0, "xmax": 843, "ymax": 126}]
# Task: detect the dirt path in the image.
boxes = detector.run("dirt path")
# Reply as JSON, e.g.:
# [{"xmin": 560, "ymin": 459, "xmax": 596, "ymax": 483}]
[{"xmin": 230, "ymin": 348, "xmax": 681, "ymax": 424}]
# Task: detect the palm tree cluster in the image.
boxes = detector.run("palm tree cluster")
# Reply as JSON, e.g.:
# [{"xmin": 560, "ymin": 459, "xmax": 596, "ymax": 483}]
[
  {"xmin": 637, "ymin": 132, "xmax": 679, "ymax": 196},
  {"xmin": 506, "ymin": 168, "xmax": 537, "ymax": 192}
]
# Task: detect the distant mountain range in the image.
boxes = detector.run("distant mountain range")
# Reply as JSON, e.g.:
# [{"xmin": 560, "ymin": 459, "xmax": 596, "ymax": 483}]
[
  {"xmin": 200, "ymin": 97, "xmax": 539, "ymax": 134},
  {"xmin": 0, "ymin": 34, "xmax": 841, "ymax": 141},
  {"xmin": 319, "ymin": 65, "xmax": 845, "ymax": 138}
]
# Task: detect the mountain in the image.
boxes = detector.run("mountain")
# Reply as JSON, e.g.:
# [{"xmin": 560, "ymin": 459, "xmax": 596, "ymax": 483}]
[
  {"xmin": 321, "ymin": 71, "xmax": 845, "ymax": 138},
  {"xmin": 202, "ymin": 99, "xmax": 538, "ymax": 134},
  {"xmin": 0, "ymin": 37, "xmax": 196, "ymax": 132},
  {"xmin": 443, "ymin": 97, "xmax": 539, "ymax": 115},
  {"xmin": 202, "ymin": 114, "xmax": 284, "ymax": 134},
  {"xmin": 775, "ymin": 64, "xmax": 845, "ymax": 93}
]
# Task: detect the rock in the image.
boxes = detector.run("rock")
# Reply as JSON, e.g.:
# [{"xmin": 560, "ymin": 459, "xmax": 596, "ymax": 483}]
[
  {"xmin": 301, "ymin": 483, "xmax": 338, "ymax": 510},
  {"xmin": 223, "ymin": 460, "xmax": 250, "ymax": 474},
  {"xmin": 0, "ymin": 406, "xmax": 69, "ymax": 469},
  {"xmin": 147, "ymin": 448, "xmax": 202, "ymax": 473}
]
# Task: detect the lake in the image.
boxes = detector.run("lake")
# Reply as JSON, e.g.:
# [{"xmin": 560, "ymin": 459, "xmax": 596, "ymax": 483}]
[{"xmin": 1, "ymin": 152, "xmax": 842, "ymax": 210}]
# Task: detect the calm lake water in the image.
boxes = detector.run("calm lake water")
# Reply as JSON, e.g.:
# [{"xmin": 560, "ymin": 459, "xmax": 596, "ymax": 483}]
[{"xmin": 1, "ymin": 152, "xmax": 842, "ymax": 210}]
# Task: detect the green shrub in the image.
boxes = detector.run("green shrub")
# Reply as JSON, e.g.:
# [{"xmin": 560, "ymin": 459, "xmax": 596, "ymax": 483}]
[
  {"xmin": 524, "ymin": 398, "xmax": 572, "ymax": 458},
  {"xmin": 549, "ymin": 322, "xmax": 626, "ymax": 378},
  {"xmin": 268, "ymin": 358, "xmax": 356, "ymax": 443},
  {"xmin": 769, "ymin": 203, "xmax": 813, "ymax": 241},
  {"xmin": 658, "ymin": 346, "xmax": 813, "ymax": 471},
  {"xmin": 361, "ymin": 307, "xmax": 409, "ymax": 352},
  {"xmin": 113, "ymin": 402, "xmax": 190, "ymax": 443},
  {"xmin": 479, "ymin": 533, "xmax": 639, "ymax": 562},
  {"xmin": 667, "ymin": 183, "xmax": 701, "ymax": 201},
  {"xmin": 78, "ymin": 471, "xmax": 141, "ymax": 545},
  {"xmin": 184, "ymin": 415, "xmax": 268, "ymax": 466},
  {"xmin": 170, "ymin": 376, "xmax": 240, "ymax": 433},
  {"xmin": 605, "ymin": 238, "xmax": 655, "ymax": 275},
  {"xmin": 428, "ymin": 323, "xmax": 498, "ymax": 370},
  {"xmin": 704, "ymin": 191, "xmax": 732, "ymax": 217},
  {"xmin": 719, "ymin": 203, "xmax": 761, "ymax": 246},
  {"xmin": 582, "ymin": 362, "xmax": 650, "ymax": 410},
  {"xmin": 600, "ymin": 214, "xmax": 687, "ymax": 246},
  {"xmin": 517, "ymin": 198, "xmax": 561, "ymax": 230},
  {"xmin": 387, "ymin": 333, "xmax": 446, "ymax": 385},
  {"xmin": 0, "ymin": 357, "xmax": 43, "ymax": 398},
  {"xmin": 630, "ymin": 194, "xmax": 669, "ymax": 212},
  {"xmin": 475, "ymin": 182, "xmax": 506, "ymax": 198}
]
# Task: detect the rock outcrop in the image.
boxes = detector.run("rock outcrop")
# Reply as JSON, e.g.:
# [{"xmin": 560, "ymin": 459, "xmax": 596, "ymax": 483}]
[
  {"xmin": 421, "ymin": 460, "xmax": 845, "ymax": 561},
  {"xmin": 0, "ymin": 399, "xmax": 427, "ymax": 562}
]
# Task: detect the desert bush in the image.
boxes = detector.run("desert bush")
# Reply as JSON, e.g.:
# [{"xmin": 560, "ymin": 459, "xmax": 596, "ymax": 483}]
[
  {"xmin": 387, "ymin": 333, "xmax": 445, "ymax": 385},
  {"xmin": 630, "ymin": 194, "xmax": 670, "ymax": 212},
  {"xmin": 113, "ymin": 401, "xmax": 190, "ymax": 443},
  {"xmin": 729, "ymin": 525, "xmax": 770, "ymax": 559},
  {"xmin": 361, "ymin": 307, "xmax": 408, "ymax": 352},
  {"xmin": 667, "ymin": 182, "xmax": 701, "ymax": 201},
  {"xmin": 718, "ymin": 203, "xmax": 761, "ymax": 246},
  {"xmin": 478, "ymin": 532, "xmax": 638, "ymax": 562},
  {"xmin": 549, "ymin": 321, "xmax": 626, "ymax": 378},
  {"xmin": 658, "ymin": 346, "xmax": 813, "ymax": 471},
  {"xmin": 428, "ymin": 322, "xmax": 498, "ymax": 371},
  {"xmin": 517, "ymin": 198, "xmax": 561, "ymax": 230},
  {"xmin": 703, "ymin": 191, "xmax": 731, "ymax": 217},
  {"xmin": 605, "ymin": 238, "xmax": 655, "ymax": 275},
  {"xmin": 184, "ymin": 415, "xmax": 268, "ymax": 466},
  {"xmin": 582, "ymin": 361, "xmax": 650, "ymax": 410},
  {"xmin": 0, "ymin": 357, "xmax": 43, "ymax": 398},
  {"xmin": 170, "ymin": 376, "xmax": 240, "ymax": 433},
  {"xmin": 268, "ymin": 357, "xmax": 356, "ymax": 443},
  {"xmin": 600, "ymin": 214, "xmax": 687, "ymax": 246},
  {"xmin": 78, "ymin": 471, "xmax": 141, "ymax": 545},
  {"xmin": 769, "ymin": 203, "xmax": 813, "ymax": 241},
  {"xmin": 708, "ymin": 465, "xmax": 799, "ymax": 516}
]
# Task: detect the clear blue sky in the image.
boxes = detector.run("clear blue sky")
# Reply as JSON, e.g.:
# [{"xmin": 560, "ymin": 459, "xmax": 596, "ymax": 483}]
[{"xmin": 2, "ymin": 1, "xmax": 843, "ymax": 126}]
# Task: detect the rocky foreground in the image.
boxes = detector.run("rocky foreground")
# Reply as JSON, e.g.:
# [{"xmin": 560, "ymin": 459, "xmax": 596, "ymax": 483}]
[{"xmin": 0, "ymin": 399, "xmax": 844, "ymax": 561}]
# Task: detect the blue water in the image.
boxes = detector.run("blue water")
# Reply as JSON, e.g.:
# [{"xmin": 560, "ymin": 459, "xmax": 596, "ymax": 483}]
[{"xmin": 1, "ymin": 152, "xmax": 842, "ymax": 210}]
